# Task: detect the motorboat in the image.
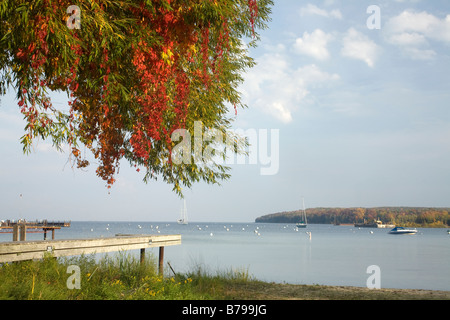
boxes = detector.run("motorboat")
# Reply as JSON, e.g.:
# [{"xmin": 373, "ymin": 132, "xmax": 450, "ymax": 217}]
[{"xmin": 388, "ymin": 227, "xmax": 417, "ymax": 235}]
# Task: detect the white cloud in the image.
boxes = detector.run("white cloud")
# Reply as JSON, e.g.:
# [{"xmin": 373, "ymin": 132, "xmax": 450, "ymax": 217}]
[
  {"xmin": 242, "ymin": 47, "xmax": 339, "ymax": 123},
  {"xmin": 0, "ymin": 110, "xmax": 23, "ymax": 126},
  {"xmin": 296, "ymin": 64, "xmax": 340, "ymax": 83},
  {"xmin": 299, "ymin": 4, "xmax": 342, "ymax": 20},
  {"xmin": 0, "ymin": 111, "xmax": 24, "ymax": 143},
  {"xmin": 385, "ymin": 10, "xmax": 450, "ymax": 60},
  {"xmin": 403, "ymin": 47, "xmax": 437, "ymax": 60},
  {"xmin": 341, "ymin": 28, "xmax": 380, "ymax": 68},
  {"xmin": 293, "ymin": 29, "xmax": 333, "ymax": 61},
  {"xmin": 388, "ymin": 32, "xmax": 427, "ymax": 46},
  {"xmin": 386, "ymin": 10, "xmax": 450, "ymax": 42}
]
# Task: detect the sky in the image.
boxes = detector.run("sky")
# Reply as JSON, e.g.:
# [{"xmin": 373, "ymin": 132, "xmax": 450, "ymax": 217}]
[{"xmin": 1, "ymin": 0, "xmax": 450, "ymax": 222}]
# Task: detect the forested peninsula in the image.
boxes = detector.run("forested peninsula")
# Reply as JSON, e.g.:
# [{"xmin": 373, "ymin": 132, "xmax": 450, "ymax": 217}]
[{"xmin": 255, "ymin": 207, "xmax": 450, "ymax": 228}]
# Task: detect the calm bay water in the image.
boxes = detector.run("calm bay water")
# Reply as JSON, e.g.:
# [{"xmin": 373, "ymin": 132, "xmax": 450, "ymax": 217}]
[{"xmin": 1, "ymin": 221, "xmax": 449, "ymax": 291}]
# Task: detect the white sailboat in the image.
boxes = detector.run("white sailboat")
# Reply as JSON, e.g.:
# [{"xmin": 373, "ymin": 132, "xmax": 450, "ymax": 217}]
[
  {"xmin": 296, "ymin": 197, "xmax": 307, "ymax": 228},
  {"xmin": 177, "ymin": 200, "xmax": 188, "ymax": 225}
]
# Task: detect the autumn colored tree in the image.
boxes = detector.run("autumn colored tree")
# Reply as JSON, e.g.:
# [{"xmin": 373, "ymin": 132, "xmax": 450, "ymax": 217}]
[
  {"xmin": 256, "ymin": 207, "xmax": 450, "ymax": 227},
  {"xmin": 0, "ymin": 0, "xmax": 273, "ymax": 195}
]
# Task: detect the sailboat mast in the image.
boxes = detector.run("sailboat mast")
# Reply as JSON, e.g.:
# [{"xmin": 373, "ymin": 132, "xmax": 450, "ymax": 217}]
[
  {"xmin": 177, "ymin": 199, "xmax": 188, "ymax": 224},
  {"xmin": 302, "ymin": 197, "xmax": 307, "ymax": 224}
]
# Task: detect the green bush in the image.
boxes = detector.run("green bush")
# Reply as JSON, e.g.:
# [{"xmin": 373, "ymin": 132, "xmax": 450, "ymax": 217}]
[
  {"xmin": 0, "ymin": 252, "xmax": 254, "ymax": 300},
  {"xmin": 0, "ymin": 253, "xmax": 199, "ymax": 300}
]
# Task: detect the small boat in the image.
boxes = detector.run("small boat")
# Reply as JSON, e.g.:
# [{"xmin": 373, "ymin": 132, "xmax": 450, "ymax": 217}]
[
  {"xmin": 296, "ymin": 197, "xmax": 307, "ymax": 228},
  {"xmin": 177, "ymin": 200, "xmax": 188, "ymax": 225},
  {"xmin": 388, "ymin": 227, "xmax": 417, "ymax": 235},
  {"xmin": 354, "ymin": 219, "xmax": 395, "ymax": 229}
]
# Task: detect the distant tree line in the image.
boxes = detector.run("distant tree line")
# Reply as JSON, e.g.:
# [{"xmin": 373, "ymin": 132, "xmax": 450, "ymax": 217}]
[{"xmin": 255, "ymin": 207, "xmax": 450, "ymax": 228}]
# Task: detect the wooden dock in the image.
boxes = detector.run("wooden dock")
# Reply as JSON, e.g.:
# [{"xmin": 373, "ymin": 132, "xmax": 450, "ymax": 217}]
[
  {"xmin": 0, "ymin": 220, "xmax": 71, "ymax": 241},
  {"xmin": 0, "ymin": 234, "xmax": 181, "ymax": 275}
]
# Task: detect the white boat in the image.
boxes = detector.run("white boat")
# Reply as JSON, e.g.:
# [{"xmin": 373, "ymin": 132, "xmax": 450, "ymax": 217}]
[
  {"xmin": 177, "ymin": 200, "xmax": 188, "ymax": 225},
  {"xmin": 388, "ymin": 227, "xmax": 417, "ymax": 235},
  {"xmin": 296, "ymin": 197, "xmax": 307, "ymax": 228}
]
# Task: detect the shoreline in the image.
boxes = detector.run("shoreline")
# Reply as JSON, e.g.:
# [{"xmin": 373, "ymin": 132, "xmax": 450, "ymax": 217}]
[
  {"xmin": 1, "ymin": 255, "xmax": 449, "ymax": 300},
  {"xmin": 217, "ymin": 281, "xmax": 450, "ymax": 300}
]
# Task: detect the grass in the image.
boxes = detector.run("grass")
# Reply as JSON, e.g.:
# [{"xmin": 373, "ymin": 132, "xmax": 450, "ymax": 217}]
[{"xmin": 1, "ymin": 254, "xmax": 449, "ymax": 300}]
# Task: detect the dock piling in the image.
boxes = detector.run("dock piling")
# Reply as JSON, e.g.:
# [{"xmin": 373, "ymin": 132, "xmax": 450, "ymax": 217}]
[
  {"xmin": 12, "ymin": 225, "xmax": 19, "ymax": 241},
  {"xmin": 159, "ymin": 246, "xmax": 165, "ymax": 276},
  {"xmin": 19, "ymin": 224, "xmax": 26, "ymax": 241}
]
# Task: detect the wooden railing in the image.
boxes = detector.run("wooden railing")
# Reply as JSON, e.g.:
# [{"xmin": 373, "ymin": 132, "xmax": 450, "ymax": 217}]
[{"xmin": 0, "ymin": 234, "xmax": 181, "ymax": 275}]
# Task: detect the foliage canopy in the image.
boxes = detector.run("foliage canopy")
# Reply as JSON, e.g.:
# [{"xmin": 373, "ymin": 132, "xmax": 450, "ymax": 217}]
[{"xmin": 0, "ymin": 0, "xmax": 273, "ymax": 194}]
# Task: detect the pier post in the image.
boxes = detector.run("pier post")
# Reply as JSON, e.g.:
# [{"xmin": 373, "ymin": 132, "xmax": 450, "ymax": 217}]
[
  {"xmin": 19, "ymin": 224, "xmax": 26, "ymax": 241},
  {"xmin": 159, "ymin": 246, "xmax": 164, "ymax": 276},
  {"xmin": 12, "ymin": 225, "xmax": 19, "ymax": 241},
  {"xmin": 140, "ymin": 248, "xmax": 145, "ymax": 265}
]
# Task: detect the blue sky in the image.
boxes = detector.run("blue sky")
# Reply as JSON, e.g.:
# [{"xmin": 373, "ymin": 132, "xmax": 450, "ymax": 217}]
[{"xmin": 1, "ymin": 0, "xmax": 450, "ymax": 222}]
